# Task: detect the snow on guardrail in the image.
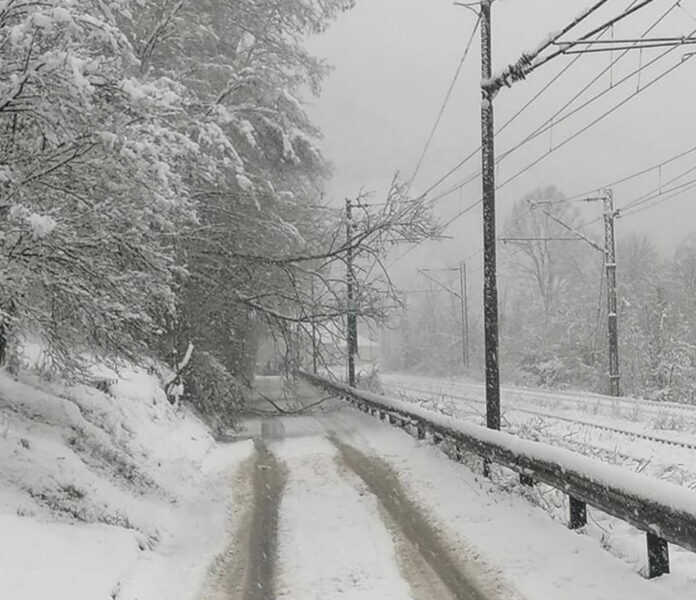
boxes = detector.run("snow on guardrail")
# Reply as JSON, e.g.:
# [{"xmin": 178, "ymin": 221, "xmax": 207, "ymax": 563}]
[{"xmin": 299, "ymin": 370, "xmax": 696, "ymax": 579}]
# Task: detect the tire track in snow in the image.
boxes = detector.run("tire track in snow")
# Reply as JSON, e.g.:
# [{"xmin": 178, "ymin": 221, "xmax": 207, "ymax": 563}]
[
  {"xmin": 329, "ymin": 434, "xmax": 491, "ymax": 600},
  {"xmin": 199, "ymin": 424, "xmax": 287, "ymax": 600},
  {"xmin": 273, "ymin": 427, "xmax": 417, "ymax": 599},
  {"xmin": 245, "ymin": 430, "xmax": 287, "ymax": 600}
]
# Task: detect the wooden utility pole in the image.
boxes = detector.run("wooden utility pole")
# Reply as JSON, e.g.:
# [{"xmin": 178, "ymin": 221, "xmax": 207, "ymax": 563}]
[
  {"xmin": 459, "ymin": 261, "xmax": 470, "ymax": 369},
  {"xmin": 346, "ymin": 198, "xmax": 357, "ymax": 387},
  {"xmin": 310, "ymin": 276, "xmax": 318, "ymax": 374},
  {"xmin": 603, "ymin": 189, "xmax": 620, "ymax": 396},
  {"xmin": 480, "ymin": 0, "xmax": 500, "ymax": 430}
]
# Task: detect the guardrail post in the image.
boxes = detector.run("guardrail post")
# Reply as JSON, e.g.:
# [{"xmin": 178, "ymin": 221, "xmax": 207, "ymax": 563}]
[
  {"xmin": 647, "ymin": 533, "xmax": 669, "ymax": 578},
  {"xmin": 568, "ymin": 496, "xmax": 587, "ymax": 529}
]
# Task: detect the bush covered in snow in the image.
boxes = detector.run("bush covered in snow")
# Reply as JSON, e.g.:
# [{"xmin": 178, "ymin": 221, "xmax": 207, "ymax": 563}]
[{"xmin": 182, "ymin": 351, "xmax": 247, "ymax": 432}]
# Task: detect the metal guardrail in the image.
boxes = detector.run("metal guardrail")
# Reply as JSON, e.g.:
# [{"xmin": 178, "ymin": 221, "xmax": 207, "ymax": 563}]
[{"xmin": 299, "ymin": 371, "xmax": 696, "ymax": 579}]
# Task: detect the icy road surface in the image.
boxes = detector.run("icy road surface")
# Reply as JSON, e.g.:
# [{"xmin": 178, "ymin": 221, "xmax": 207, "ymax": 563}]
[{"xmin": 200, "ymin": 378, "xmax": 694, "ymax": 600}]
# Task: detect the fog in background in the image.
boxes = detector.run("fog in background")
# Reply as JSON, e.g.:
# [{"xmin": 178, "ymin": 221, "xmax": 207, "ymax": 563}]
[{"xmin": 306, "ymin": 0, "xmax": 695, "ymax": 294}]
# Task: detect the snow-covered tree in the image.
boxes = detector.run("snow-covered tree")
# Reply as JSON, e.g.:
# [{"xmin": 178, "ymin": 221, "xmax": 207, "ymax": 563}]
[{"xmin": 0, "ymin": 1, "xmax": 196, "ymax": 370}]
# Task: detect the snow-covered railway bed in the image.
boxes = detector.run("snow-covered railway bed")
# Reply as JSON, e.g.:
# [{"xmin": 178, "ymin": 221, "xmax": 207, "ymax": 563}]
[
  {"xmin": 383, "ymin": 383, "xmax": 696, "ymax": 490},
  {"xmin": 385, "ymin": 383, "xmax": 696, "ymax": 451},
  {"xmin": 402, "ymin": 376, "xmax": 696, "ymax": 424},
  {"xmin": 382, "ymin": 373, "xmax": 696, "ymax": 435}
]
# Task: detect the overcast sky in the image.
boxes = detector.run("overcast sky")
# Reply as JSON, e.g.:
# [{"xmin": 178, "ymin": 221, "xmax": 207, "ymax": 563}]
[{"xmin": 305, "ymin": 0, "xmax": 696, "ymax": 283}]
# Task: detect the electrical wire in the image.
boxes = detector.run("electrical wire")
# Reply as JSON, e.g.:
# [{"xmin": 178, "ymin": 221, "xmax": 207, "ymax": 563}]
[
  {"xmin": 620, "ymin": 161, "xmax": 696, "ymax": 211},
  {"xmin": 498, "ymin": 46, "xmax": 695, "ymax": 190},
  {"xmin": 433, "ymin": 0, "xmax": 682, "ymax": 203},
  {"xmin": 391, "ymin": 0, "xmax": 690, "ymax": 267},
  {"xmin": 417, "ymin": 0, "xmax": 674, "ymax": 206},
  {"xmin": 621, "ymin": 175, "xmax": 696, "ymax": 215},
  {"xmin": 409, "ymin": 14, "xmax": 481, "ymax": 187},
  {"xmin": 565, "ymin": 142, "xmax": 696, "ymax": 201},
  {"xmin": 530, "ymin": 0, "xmax": 660, "ymax": 73},
  {"xmin": 416, "ymin": 0, "xmax": 643, "ymax": 201}
]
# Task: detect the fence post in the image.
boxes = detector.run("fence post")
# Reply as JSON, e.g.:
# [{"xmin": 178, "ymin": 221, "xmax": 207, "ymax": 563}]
[
  {"xmin": 647, "ymin": 533, "xmax": 669, "ymax": 578},
  {"xmin": 569, "ymin": 496, "xmax": 587, "ymax": 529}
]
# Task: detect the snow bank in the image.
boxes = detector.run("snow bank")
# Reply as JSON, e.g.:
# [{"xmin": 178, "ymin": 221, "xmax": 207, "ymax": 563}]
[{"xmin": 0, "ymin": 366, "xmax": 253, "ymax": 600}]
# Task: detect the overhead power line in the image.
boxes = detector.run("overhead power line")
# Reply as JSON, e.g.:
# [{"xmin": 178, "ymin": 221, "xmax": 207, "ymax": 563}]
[
  {"xmin": 409, "ymin": 14, "xmax": 481, "ymax": 187},
  {"xmin": 621, "ymin": 174, "xmax": 696, "ymax": 214},
  {"xmin": 391, "ymin": 0, "xmax": 688, "ymax": 268},
  {"xmin": 497, "ymin": 45, "xmax": 696, "ymax": 190},
  {"xmin": 529, "ymin": 0, "xmax": 660, "ymax": 74},
  {"xmin": 415, "ymin": 4, "xmax": 629, "ymax": 201},
  {"xmin": 565, "ymin": 142, "xmax": 696, "ymax": 202},
  {"xmin": 621, "ymin": 179, "xmax": 696, "ymax": 218},
  {"xmin": 560, "ymin": 37, "xmax": 696, "ymax": 54},
  {"xmin": 435, "ymin": 0, "xmax": 682, "ymax": 202},
  {"xmin": 420, "ymin": 0, "xmax": 678, "ymax": 208},
  {"xmin": 620, "ymin": 161, "xmax": 696, "ymax": 212}
]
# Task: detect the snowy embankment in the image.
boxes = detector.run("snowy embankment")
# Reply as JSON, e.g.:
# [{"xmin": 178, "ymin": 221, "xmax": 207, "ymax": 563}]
[{"xmin": 0, "ymin": 367, "xmax": 253, "ymax": 600}]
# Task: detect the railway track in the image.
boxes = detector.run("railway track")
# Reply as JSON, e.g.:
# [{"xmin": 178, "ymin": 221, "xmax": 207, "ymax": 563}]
[
  {"xmin": 399, "ymin": 377, "xmax": 696, "ymax": 417},
  {"xmin": 385, "ymin": 383, "xmax": 696, "ymax": 452}
]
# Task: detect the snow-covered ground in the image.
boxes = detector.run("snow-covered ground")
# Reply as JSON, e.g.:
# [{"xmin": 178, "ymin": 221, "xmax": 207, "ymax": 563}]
[
  {"xmin": 6, "ymin": 366, "xmax": 696, "ymax": 599},
  {"xmin": 0, "ymin": 366, "xmax": 253, "ymax": 600},
  {"xmin": 374, "ymin": 372, "xmax": 696, "ymax": 584},
  {"xmin": 275, "ymin": 433, "xmax": 416, "ymax": 599},
  {"xmin": 381, "ymin": 373, "xmax": 696, "ymax": 489},
  {"xmin": 327, "ymin": 407, "xmax": 696, "ymax": 599},
  {"xmin": 233, "ymin": 391, "xmax": 696, "ymax": 599}
]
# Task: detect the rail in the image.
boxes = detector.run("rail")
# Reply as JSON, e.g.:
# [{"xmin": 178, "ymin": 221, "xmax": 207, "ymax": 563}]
[
  {"xmin": 385, "ymin": 383, "xmax": 696, "ymax": 451},
  {"xmin": 299, "ymin": 371, "xmax": 696, "ymax": 579}
]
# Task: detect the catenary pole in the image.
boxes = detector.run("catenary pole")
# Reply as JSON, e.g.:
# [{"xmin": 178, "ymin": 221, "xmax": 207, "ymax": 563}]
[
  {"xmin": 480, "ymin": 0, "xmax": 500, "ymax": 430},
  {"xmin": 603, "ymin": 189, "xmax": 620, "ymax": 396}
]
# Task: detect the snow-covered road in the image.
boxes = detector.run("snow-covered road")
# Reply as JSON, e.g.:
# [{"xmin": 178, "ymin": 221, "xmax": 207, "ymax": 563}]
[
  {"xmin": 202, "ymin": 378, "xmax": 696, "ymax": 599},
  {"xmin": 208, "ymin": 410, "xmax": 495, "ymax": 600}
]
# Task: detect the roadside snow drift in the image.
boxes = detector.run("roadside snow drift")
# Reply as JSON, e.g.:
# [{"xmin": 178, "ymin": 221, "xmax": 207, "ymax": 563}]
[{"xmin": 0, "ymin": 367, "xmax": 253, "ymax": 600}]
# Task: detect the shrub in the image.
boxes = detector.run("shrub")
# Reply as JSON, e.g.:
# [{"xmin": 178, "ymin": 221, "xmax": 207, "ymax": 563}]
[{"xmin": 183, "ymin": 351, "xmax": 247, "ymax": 432}]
